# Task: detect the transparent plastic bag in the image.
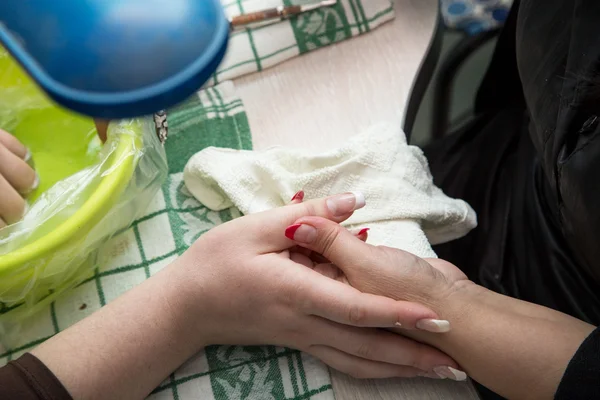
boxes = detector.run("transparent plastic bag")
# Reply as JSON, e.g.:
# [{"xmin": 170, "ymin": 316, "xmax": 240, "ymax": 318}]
[{"xmin": 0, "ymin": 48, "xmax": 168, "ymax": 340}]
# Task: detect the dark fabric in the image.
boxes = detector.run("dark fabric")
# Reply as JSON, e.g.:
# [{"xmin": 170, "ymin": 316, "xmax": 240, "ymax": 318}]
[
  {"xmin": 0, "ymin": 353, "xmax": 72, "ymax": 400},
  {"xmin": 555, "ymin": 327, "xmax": 600, "ymax": 400},
  {"xmin": 427, "ymin": 0, "xmax": 600, "ymax": 330},
  {"xmin": 423, "ymin": 0, "xmax": 600, "ymax": 398}
]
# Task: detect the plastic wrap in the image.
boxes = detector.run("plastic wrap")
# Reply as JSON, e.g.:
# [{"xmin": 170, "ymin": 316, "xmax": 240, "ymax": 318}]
[{"xmin": 0, "ymin": 49, "xmax": 168, "ymax": 338}]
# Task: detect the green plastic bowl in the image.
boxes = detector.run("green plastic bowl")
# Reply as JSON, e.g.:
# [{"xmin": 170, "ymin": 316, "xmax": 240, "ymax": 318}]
[{"xmin": 0, "ymin": 48, "xmax": 141, "ymax": 318}]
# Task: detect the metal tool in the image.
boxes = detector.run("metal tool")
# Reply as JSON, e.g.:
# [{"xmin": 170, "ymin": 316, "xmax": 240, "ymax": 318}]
[{"xmin": 229, "ymin": 0, "xmax": 338, "ymax": 31}]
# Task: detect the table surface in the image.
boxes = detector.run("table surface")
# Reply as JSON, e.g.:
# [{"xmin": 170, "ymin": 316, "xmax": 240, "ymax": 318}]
[{"xmin": 234, "ymin": 0, "xmax": 479, "ymax": 398}]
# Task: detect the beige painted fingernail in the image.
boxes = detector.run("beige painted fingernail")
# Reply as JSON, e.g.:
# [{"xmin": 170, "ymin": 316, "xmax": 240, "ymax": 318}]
[
  {"xmin": 326, "ymin": 192, "xmax": 366, "ymax": 216},
  {"xmin": 21, "ymin": 202, "xmax": 30, "ymax": 219},
  {"xmin": 433, "ymin": 366, "xmax": 467, "ymax": 381},
  {"xmin": 418, "ymin": 371, "xmax": 444, "ymax": 380},
  {"xmin": 31, "ymin": 173, "xmax": 40, "ymax": 190},
  {"xmin": 416, "ymin": 319, "xmax": 451, "ymax": 333}
]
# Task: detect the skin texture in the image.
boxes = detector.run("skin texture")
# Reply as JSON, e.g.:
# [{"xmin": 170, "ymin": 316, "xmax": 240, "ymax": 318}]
[
  {"xmin": 31, "ymin": 194, "xmax": 461, "ymax": 400},
  {"xmin": 286, "ymin": 216, "xmax": 597, "ymax": 400}
]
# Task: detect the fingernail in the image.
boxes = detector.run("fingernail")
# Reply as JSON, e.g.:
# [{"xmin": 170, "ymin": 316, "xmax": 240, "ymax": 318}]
[
  {"xmin": 291, "ymin": 190, "xmax": 305, "ymax": 202},
  {"xmin": 394, "ymin": 322, "xmax": 402, "ymax": 327},
  {"xmin": 22, "ymin": 173, "xmax": 40, "ymax": 195},
  {"xmin": 416, "ymin": 319, "xmax": 451, "ymax": 333},
  {"xmin": 326, "ymin": 192, "xmax": 366, "ymax": 217},
  {"xmin": 358, "ymin": 228, "xmax": 370, "ymax": 236},
  {"xmin": 31, "ymin": 173, "xmax": 40, "ymax": 191},
  {"xmin": 23, "ymin": 148, "xmax": 32, "ymax": 163},
  {"xmin": 285, "ymin": 224, "xmax": 317, "ymax": 243},
  {"xmin": 418, "ymin": 371, "xmax": 444, "ymax": 380},
  {"xmin": 22, "ymin": 202, "xmax": 30, "ymax": 219},
  {"xmin": 433, "ymin": 366, "xmax": 467, "ymax": 381}
]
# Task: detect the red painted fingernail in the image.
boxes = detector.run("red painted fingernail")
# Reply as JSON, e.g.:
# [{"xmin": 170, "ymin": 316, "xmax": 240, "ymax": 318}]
[
  {"xmin": 358, "ymin": 228, "xmax": 370, "ymax": 236},
  {"xmin": 291, "ymin": 191, "xmax": 305, "ymax": 202},
  {"xmin": 285, "ymin": 224, "xmax": 302, "ymax": 240}
]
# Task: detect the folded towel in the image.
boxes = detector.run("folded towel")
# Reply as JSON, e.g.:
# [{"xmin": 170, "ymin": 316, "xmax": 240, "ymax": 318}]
[{"xmin": 184, "ymin": 123, "xmax": 477, "ymax": 258}]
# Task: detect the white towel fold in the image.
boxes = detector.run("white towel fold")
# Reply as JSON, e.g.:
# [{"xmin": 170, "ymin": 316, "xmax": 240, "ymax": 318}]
[{"xmin": 183, "ymin": 124, "xmax": 477, "ymax": 258}]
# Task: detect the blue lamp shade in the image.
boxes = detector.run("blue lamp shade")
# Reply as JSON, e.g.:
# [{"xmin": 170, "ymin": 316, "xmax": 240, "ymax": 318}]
[{"xmin": 0, "ymin": 0, "xmax": 229, "ymax": 119}]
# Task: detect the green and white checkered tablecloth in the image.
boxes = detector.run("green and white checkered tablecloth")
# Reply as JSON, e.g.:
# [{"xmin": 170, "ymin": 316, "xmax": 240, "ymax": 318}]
[
  {"xmin": 0, "ymin": 2, "xmax": 395, "ymax": 397},
  {"xmin": 211, "ymin": 0, "xmax": 395, "ymax": 84},
  {"xmin": 1, "ymin": 81, "xmax": 334, "ymax": 400}
]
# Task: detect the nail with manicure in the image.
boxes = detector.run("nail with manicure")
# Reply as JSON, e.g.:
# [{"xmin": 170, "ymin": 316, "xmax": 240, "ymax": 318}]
[
  {"xmin": 291, "ymin": 190, "xmax": 305, "ymax": 202},
  {"xmin": 416, "ymin": 319, "xmax": 451, "ymax": 333},
  {"xmin": 285, "ymin": 224, "xmax": 317, "ymax": 243},
  {"xmin": 433, "ymin": 366, "xmax": 468, "ymax": 381},
  {"xmin": 326, "ymin": 192, "xmax": 366, "ymax": 216}
]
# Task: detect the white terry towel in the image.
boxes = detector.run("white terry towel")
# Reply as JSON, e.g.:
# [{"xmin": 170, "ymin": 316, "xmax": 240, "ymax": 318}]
[{"xmin": 183, "ymin": 124, "xmax": 477, "ymax": 258}]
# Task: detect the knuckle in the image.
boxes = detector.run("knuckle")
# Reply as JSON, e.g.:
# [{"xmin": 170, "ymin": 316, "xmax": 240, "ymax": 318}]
[
  {"xmin": 347, "ymin": 304, "xmax": 367, "ymax": 325},
  {"xmin": 355, "ymin": 342, "xmax": 375, "ymax": 360},
  {"xmin": 300, "ymin": 202, "xmax": 317, "ymax": 218},
  {"xmin": 318, "ymin": 227, "xmax": 341, "ymax": 256},
  {"xmin": 407, "ymin": 342, "xmax": 428, "ymax": 370}
]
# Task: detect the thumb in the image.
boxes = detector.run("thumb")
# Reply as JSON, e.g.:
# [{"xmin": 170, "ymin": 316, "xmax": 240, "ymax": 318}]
[{"xmin": 285, "ymin": 216, "xmax": 371, "ymax": 274}]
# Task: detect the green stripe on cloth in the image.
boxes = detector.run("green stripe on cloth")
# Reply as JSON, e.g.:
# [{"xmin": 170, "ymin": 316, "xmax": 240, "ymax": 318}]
[
  {"xmin": 214, "ymin": 0, "xmax": 394, "ymax": 83},
  {"xmin": 1, "ymin": 81, "xmax": 335, "ymax": 399}
]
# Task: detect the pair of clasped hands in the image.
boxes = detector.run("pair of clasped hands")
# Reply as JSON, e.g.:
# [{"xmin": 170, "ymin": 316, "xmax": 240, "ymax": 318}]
[{"xmin": 4, "ymin": 124, "xmax": 470, "ymax": 397}]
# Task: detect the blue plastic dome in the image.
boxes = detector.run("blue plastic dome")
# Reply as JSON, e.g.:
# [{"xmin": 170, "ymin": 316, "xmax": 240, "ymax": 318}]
[{"xmin": 0, "ymin": 0, "xmax": 229, "ymax": 118}]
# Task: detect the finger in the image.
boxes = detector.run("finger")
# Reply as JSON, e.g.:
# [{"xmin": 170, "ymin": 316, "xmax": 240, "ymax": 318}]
[
  {"xmin": 290, "ymin": 252, "xmax": 313, "ymax": 269},
  {"xmin": 249, "ymin": 192, "xmax": 365, "ymax": 252},
  {"xmin": 311, "ymin": 319, "xmax": 460, "ymax": 373},
  {"xmin": 307, "ymin": 345, "xmax": 425, "ymax": 379},
  {"xmin": 285, "ymin": 216, "xmax": 371, "ymax": 273},
  {"xmin": 313, "ymin": 263, "xmax": 344, "ymax": 281},
  {"xmin": 296, "ymin": 268, "xmax": 438, "ymax": 329},
  {"xmin": 289, "ymin": 190, "xmax": 304, "ymax": 205},
  {"xmin": 0, "ymin": 173, "xmax": 27, "ymax": 225},
  {"xmin": 0, "ymin": 217, "xmax": 7, "ymax": 229},
  {"xmin": 0, "ymin": 129, "xmax": 28, "ymax": 159},
  {"xmin": 0, "ymin": 143, "xmax": 38, "ymax": 194},
  {"xmin": 293, "ymin": 226, "xmax": 369, "ymax": 265}
]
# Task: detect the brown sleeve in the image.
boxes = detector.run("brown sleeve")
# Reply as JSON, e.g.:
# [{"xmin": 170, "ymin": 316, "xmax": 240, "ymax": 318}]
[{"xmin": 0, "ymin": 353, "xmax": 72, "ymax": 400}]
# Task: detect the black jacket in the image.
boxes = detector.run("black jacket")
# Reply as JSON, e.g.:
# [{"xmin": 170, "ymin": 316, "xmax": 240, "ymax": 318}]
[{"xmin": 424, "ymin": 0, "xmax": 600, "ymax": 398}]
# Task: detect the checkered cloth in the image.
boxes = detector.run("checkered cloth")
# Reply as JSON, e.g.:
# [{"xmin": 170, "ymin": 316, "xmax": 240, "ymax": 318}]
[
  {"xmin": 0, "ymin": 81, "xmax": 335, "ymax": 400},
  {"xmin": 0, "ymin": 1, "xmax": 396, "ymax": 397},
  {"xmin": 210, "ymin": 0, "xmax": 395, "ymax": 84}
]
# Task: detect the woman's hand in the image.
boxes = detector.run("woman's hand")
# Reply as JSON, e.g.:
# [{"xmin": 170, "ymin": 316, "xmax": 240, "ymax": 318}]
[
  {"xmin": 282, "ymin": 215, "xmax": 468, "ymax": 313},
  {"xmin": 31, "ymin": 193, "xmax": 461, "ymax": 400},
  {"xmin": 174, "ymin": 193, "xmax": 460, "ymax": 379},
  {"xmin": 0, "ymin": 129, "xmax": 38, "ymax": 228},
  {"xmin": 284, "ymin": 216, "xmax": 597, "ymax": 397}
]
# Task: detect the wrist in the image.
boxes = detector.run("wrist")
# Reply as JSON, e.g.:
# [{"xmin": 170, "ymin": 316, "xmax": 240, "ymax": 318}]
[{"xmin": 159, "ymin": 258, "xmax": 214, "ymax": 349}]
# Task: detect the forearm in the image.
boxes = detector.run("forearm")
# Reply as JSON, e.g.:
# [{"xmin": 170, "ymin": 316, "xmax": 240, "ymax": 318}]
[
  {"xmin": 404, "ymin": 282, "xmax": 595, "ymax": 399},
  {"xmin": 31, "ymin": 260, "xmax": 207, "ymax": 400}
]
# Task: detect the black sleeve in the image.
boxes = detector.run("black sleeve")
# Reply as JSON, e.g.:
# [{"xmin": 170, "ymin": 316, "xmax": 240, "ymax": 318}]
[
  {"xmin": 555, "ymin": 327, "xmax": 600, "ymax": 399},
  {"xmin": 0, "ymin": 353, "xmax": 72, "ymax": 400}
]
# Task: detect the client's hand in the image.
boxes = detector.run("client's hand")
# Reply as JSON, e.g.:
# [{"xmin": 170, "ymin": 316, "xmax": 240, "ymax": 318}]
[
  {"xmin": 0, "ymin": 129, "xmax": 38, "ymax": 228},
  {"xmin": 176, "ymin": 193, "xmax": 460, "ymax": 379},
  {"xmin": 283, "ymin": 215, "xmax": 598, "ymax": 397},
  {"xmin": 283, "ymin": 215, "xmax": 468, "ymax": 309},
  {"xmin": 32, "ymin": 193, "xmax": 461, "ymax": 400}
]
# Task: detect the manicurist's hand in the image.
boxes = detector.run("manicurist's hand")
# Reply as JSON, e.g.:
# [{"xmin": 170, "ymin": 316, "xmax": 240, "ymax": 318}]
[
  {"xmin": 31, "ymin": 193, "xmax": 458, "ymax": 400},
  {"xmin": 0, "ymin": 129, "xmax": 38, "ymax": 228},
  {"xmin": 285, "ymin": 215, "xmax": 597, "ymax": 398}
]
